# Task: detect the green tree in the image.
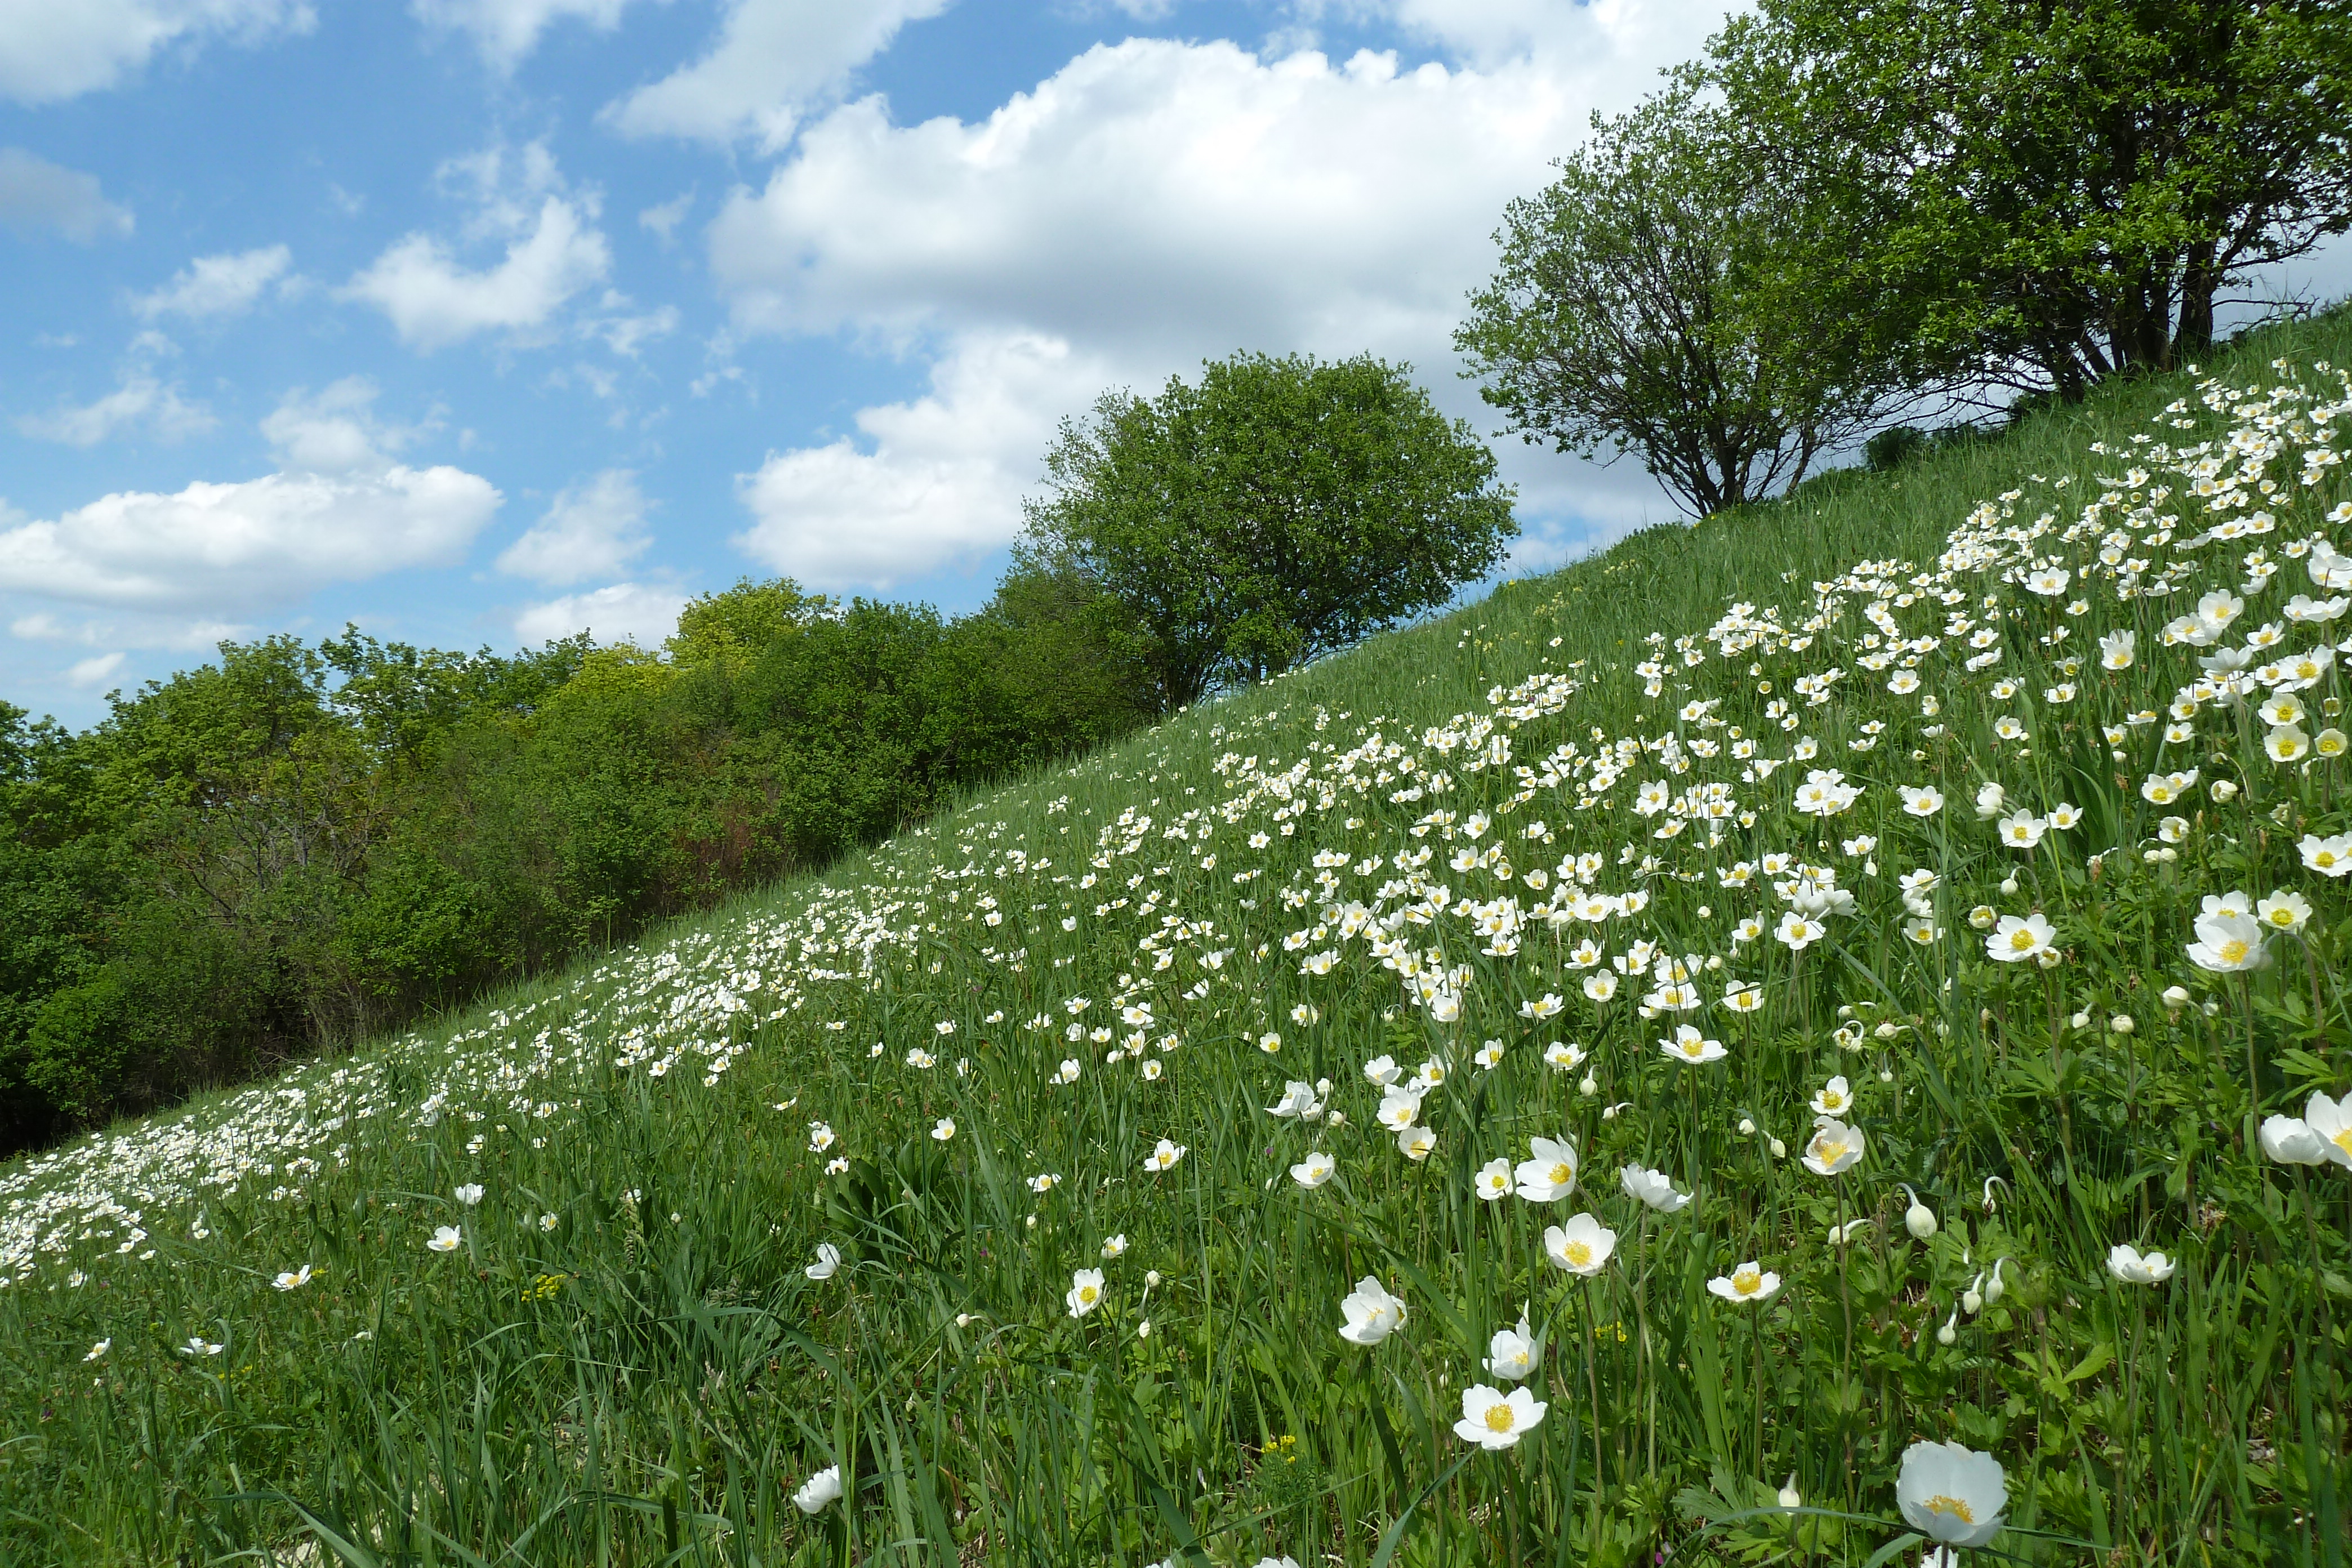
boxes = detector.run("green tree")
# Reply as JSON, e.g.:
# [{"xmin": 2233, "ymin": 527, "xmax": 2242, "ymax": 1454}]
[
  {"xmin": 1704, "ymin": 0, "xmax": 2352, "ymax": 399},
  {"xmin": 1456, "ymin": 90, "xmax": 1923, "ymax": 518},
  {"xmin": 666, "ymin": 578, "xmax": 828, "ymax": 674},
  {"xmin": 1019, "ymin": 351, "xmax": 1517, "ymax": 713}
]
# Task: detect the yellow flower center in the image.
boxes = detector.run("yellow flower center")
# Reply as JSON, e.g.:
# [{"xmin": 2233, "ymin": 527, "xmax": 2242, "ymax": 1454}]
[
  {"xmin": 1734, "ymin": 1268, "xmax": 1762, "ymax": 1295},
  {"xmin": 2322, "ymin": 851, "xmax": 2342, "ymax": 869},
  {"xmin": 1079, "ymin": 1286, "xmax": 1097, "ymax": 1305},
  {"xmin": 1550, "ymin": 1163, "xmax": 1574, "ymax": 1185},
  {"xmin": 1563, "ymin": 1240, "xmax": 1592, "ymax": 1266},
  {"xmin": 1815, "ymin": 1138, "xmax": 1849, "ymax": 1164},
  {"xmin": 1682, "ymin": 1040, "xmax": 1704, "ymax": 1057},
  {"xmin": 2268, "ymin": 911, "xmax": 2295, "ymax": 928},
  {"xmin": 2219, "ymin": 938, "xmax": 2250, "ymax": 964},
  {"xmin": 1484, "ymin": 1402, "xmax": 1517, "ymax": 1433},
  {"xmin": 1823, "ymin": 1092, "xmax": 1845, "ymax": 1110},
  {"xmin": 1922, "ymin": 1494, "xmax": 1975, "ymax": 1525},
  {"xmin": 2007, "ymin": 929, "xmax": 2037, "ymax": 952},
  {"xmin": 2333, "ymin": 1129, "xmax": 2352, "ymax": 1158}
]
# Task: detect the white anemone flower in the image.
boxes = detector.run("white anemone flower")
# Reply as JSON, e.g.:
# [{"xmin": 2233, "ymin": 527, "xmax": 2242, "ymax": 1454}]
[
  {"xmin": 1396, "ymin": 1125, "xmax": 1438, "ymax": 1161},
  {"xmin": 1900, "ymin": 785, "xmax": 1944, "ymax": 817},
  {"xmin": 1473, "ymin": 1157, "xmax": 1516, "ymax": 1201},
  {"xmin": 1453, "ymin": 1384, "xmax": 1546, "ymax": 1449},
  {"xmin": 2106, "ymin": 1243, "xmax": 2175, "ymax": 1284},
  {"xmin": 1066, "ymin": 1268, "xmax": 1106, "ymax": 1318},
  {"xmin": 1774, "ymin": 912, "xmax": 1827, "ymax": 951},
  {"xmin": 1338, "ymin": 1276, "xmax": 1408, "ymax": 1346},
  {"xmin": 2260, "ymin": 1114, "xmax": 2329, "ymax": 1165},
  {"xmin": 1707, "ymin": 1262, "xmax": 1782, "ymax": 1304},
  {"xmin": 1483, "ymin": 1313, "xmax": 1535, "ymax": 1382},
  {"xmin": 1544, "ymin": 1213, "xmax": 1617, "ymax": 1276},
  {"xmin": 2256, "ymin": 890, "xmax": 2313, "ymax": 934},
  {"xmin": 1266, "ymin": 1080, "xmax": 1324, "ymax": 1119},
  {"xmin": 2300, "ymin": 832, "xmax": 2352, "ymax": 876},
  {"xmin": 792, "ymin": 1465, "xmax": 843, "ymax": 1514},
  {"xmin": 2301, "ymin": 1091, "xmax": 2352, "ymax": 1169},
  {"xmin": 806, "ymin": 1243, "xmax": 841, "ymax": 1281},
  {"xmin": 1290, "ymin": 1152, "xmax": 1337, "ymax": 1188},
  {"xmin": 1513, "ymin": 1135, "xmax": 1579, "ymax": 1201},
  {"xmin": 1802, "ymin": 1118, "xmax": 1867, "ymax": 1177},
  {"xmin": 2186, "ymin": 908, "xmax": 2270, "ymax": 972},
  {"xmin": 1808, "ymin": 1076, "xmax": 1854, "ymax": 1117},
  {"xmin": 1995, "ymin": 810, "xmax": 2048, "ymax": 850},
  {"xmin": 1896, "ymin": 1441, "xmax": 2007, "ymax": 1547},
  {"xmin": 272, "ymin": 1264, "xmax": 315, "ymax": 1291},
  {"xmin": 1142, "ymin": 1138, "xmax": 1187, "ymax": 1172},
  {"xmin": 427, "ymin": 1225, "xmax": 463, "ymax": 1254},
  {"xmin": 1986, "ymin": 913, "xmax": 2054, "ymax": 963},
  {"xmin": 1620, "ymin": 1164, "xmax": 1692, "ymax": 1212},
  {"xmin": 1659, "ymin": 1024, "xmax": 1729, "ymax": 1065}
]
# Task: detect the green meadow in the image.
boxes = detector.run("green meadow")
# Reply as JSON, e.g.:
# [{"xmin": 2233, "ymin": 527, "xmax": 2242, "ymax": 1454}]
[{"xmin": 7, "ymin": 310, "xmax": 2352, "ymax": 1566}]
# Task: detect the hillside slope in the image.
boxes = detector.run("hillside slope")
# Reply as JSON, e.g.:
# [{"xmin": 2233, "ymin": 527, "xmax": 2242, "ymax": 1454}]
[{"xmin": 6, "ymin": 311, "xmax": 2352, "ymax": 1566}]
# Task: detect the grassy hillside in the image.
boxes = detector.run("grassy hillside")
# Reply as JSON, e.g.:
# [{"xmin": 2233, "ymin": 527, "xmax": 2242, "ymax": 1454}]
[{"xmin": 6, "ymin": 310, "xmax": 2352, "ymax": 1566}]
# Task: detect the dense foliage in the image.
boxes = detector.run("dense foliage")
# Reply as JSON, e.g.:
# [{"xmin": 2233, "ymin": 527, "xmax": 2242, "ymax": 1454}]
[
  {"xmin": 1022, "ymin": 351, "xmax": 1518, "ymax": 712},
  {"xmin": 3, "ymin": 315, "xmax": 2348, "ymax": 1566},
  {"xmin": 1466, "ymin": 0, "xmax": 2352, "ymax": 519},
  {"xmin": 1455, "ymin": 92, "xmax": 1921, "ymax": 516},
  {"xmin": 0, "ymin": 571, "xmax": 1151, "ymax": 1153},
  {"xmin": 1707, "ymin": 0, "xmax": 2352, "ymax": 400}
]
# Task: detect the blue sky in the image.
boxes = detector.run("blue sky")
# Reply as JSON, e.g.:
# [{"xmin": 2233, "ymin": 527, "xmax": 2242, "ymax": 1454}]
[{"xmin": 3, "ymin": 0, "xmax": 2345, "ymax": 727}]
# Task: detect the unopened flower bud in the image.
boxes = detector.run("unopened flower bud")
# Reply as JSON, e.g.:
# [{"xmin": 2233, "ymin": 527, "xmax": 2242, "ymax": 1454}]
[{"xmin": 1901, "ymin": 1184, "xmax": 1937, "ymax": 1240}]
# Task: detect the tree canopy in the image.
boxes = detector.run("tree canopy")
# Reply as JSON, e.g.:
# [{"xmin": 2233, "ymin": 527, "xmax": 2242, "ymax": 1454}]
[
  {"xmin": 1455, "ymin": 91, "xmax": 1923, "ymax": 518},
  {"xmin": 1703, "ymin": 0, "xmax": 2352, "ymax": 399},
  {"xmin": 1019, "ymin": 351, "xmax": 1517, "ymax": 712}
]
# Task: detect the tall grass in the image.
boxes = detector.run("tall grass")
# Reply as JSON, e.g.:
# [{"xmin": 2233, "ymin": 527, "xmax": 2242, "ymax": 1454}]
[{"xmin": 5, "ymin": 311, "xmax": 2351, "ymax": 1566}]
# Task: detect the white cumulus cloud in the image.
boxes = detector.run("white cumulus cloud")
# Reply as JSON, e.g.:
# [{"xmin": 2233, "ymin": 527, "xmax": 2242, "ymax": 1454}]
[
  {"xmin": 259, "ymin": 378, "xmax": 430, "ymax": 473},
  {"xmin": 0, "ymin": 148, "xmax": 133, "ymax": 240},
  {"xmin": 603, "ymin": 0, "xmax": 949, "ymax": 150},
  {"xmin": 132, "ymin": 243, "xmax": 293, "ymax": 320},
  {"xmin": 0, "ymin": 470, "xmax": 497, "ymax": 612},
  {"xmin": 513, "ymin": 580, "xmax": 685, "ymax": 648},
  {"xmin": 735, "ymin": 331, "xmax": 1089, "ymax": 590},
  {"xmin": 709, "ymin": 23, "xmax": 1731, "ymax": 586},
  {"xmin": 0, "ymin": 0, "xmax": 313, "ymax": 104},
  {"xmin": 496, "ymin": 469, "xmax": 653, "ymax": 586},
  {"xmin": 344, "ymin": 195, "xmax": 609, "ymax": 350}
]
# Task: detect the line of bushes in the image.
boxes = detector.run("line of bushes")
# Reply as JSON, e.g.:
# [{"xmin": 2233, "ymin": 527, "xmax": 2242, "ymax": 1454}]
[{"xmin": 0, "ymin": 567, "xmax": 1148, "ymax": 1153}]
